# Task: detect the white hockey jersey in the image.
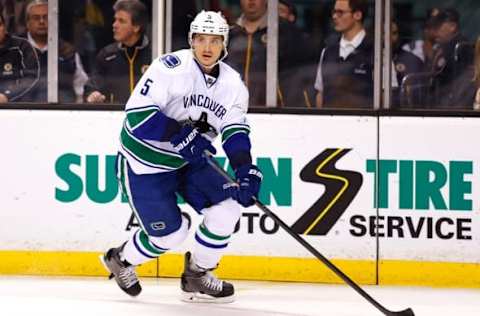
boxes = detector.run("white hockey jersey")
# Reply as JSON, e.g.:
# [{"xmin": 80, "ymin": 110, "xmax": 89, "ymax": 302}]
[{"xmin": 119, "ymin": 49, "xmax": 250, "ymax": 175}]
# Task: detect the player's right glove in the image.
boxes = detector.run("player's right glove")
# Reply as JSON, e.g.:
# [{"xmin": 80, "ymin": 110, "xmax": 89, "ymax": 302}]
[
  {"xmin": 229, "ymin": 164, "xmax": 263, "ymax": 207},
  {"xmin": 170, "ymin": 125, "xmax": 216, "ymax": 165}
]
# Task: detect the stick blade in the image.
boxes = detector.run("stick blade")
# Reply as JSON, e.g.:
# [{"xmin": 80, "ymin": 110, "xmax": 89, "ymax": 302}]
[{"xmin": 388, "ymin": 308, "xmax": 415, "ymax": 316}]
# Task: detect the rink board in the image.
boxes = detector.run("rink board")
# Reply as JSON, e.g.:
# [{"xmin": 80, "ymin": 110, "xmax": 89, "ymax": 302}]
[{"xmin": 0, "ymin": 110, "xmax": 479, "ymax": 287}]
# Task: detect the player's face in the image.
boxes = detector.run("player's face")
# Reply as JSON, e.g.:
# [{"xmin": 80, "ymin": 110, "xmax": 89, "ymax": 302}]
[
  {"xmin": 332, "ymin": 0, "xmax": 356, "ymax": 33},
  {"xmin": 192, "ymin": 34, "xmax": 224, "ymax": 68},
  {"xmin": 113, "ymin": 10, "xmax": 140, "ymax": 45},
  {"xmin": 27, "ymin": 4, "xmax": 48, "ymax": 37}
]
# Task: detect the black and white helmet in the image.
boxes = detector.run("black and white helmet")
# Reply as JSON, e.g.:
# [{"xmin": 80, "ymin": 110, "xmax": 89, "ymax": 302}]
[{"xmin": 189, "ymin": 10, "xmax": 229, "ymax": 64}]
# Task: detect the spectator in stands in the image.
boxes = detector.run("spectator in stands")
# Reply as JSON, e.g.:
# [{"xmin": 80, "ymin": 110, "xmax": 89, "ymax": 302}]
[
  {"xmin": 0, "ymin": 12, "xmax": 39, "ymax": 103},
  {"xmin": 314, "ymin": 0, "xmax": 373, "ymax": 108},
  {"xmin": 447, "ymin": 36, "xmax": 480, "ymax": 110},
  {"xmin": 22, "ymin": 0, "xmax": 88, "ymax": 103},
  {"xmin": 473, "ymin": 38, "xmax": 480, "ymax": 110},
  {"xmin": 402, "ymin": 8, "xmax": 438, "ymax": 66},
  {"xmin": 84, "ymin": 0, "xmax": 151, "ymax": 104},
  {"xmin": 277, "ymin": 0, "xmax": 318, "ymax": 107},
  {"xmin": 430, "ymin": 8, "xmax": 469, "ymax": 100},
  {"xmin": 228, "ymin": 0, "xmax": 316, "ymax": 107},
  {"xmin": 391, "ymin": 20, "xmax": 424, "ymax": 108},
  {"xmin": 0, "ymin": 0, "xmax": 28, "ymax": 35},
  {"xmin": 391, "ymin": 21, "xmax": 424, "ymax": 87}
]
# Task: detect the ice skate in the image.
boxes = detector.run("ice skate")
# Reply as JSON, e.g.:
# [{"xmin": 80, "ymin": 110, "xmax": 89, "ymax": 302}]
[
  {"xmin": 100, "ymin": 246, "xmax": 142, "ymax": 297},
  {"xmin": 180, "ymin": 252, "xmax": 234, "ymax": 303}
]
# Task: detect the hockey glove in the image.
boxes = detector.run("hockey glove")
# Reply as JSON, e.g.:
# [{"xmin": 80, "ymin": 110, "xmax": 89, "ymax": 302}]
[
  {"xmin": 230, "ymin": 164, "xmax": 263, "ymax": 207},
  {"xmin": 170, "ymin": 125, "xmax": 216, "ymax": 164}
]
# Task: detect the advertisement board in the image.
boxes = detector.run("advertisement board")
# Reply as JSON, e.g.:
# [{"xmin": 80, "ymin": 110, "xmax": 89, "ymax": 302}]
[
  {"xmin": 1, "ymin": 111, "xmax": 478, "ymax": 287},
  {"xmin": 377, "ymin": 117, "xmax": 480, "ymax": 262}
]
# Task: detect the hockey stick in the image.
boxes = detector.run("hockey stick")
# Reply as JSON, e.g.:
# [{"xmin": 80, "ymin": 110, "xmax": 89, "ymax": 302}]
[{"xmin": 204, "ymin": 153, "xmax": 414, "ymax": 316}]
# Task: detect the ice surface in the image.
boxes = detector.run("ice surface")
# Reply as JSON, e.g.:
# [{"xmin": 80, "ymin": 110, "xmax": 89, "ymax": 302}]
[{"xmin": 0, "ymin": 276, "xmax": 478, "ymax": 316}]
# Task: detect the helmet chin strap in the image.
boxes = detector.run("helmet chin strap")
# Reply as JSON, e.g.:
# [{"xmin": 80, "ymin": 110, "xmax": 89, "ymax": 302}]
[{"xmin": 191, "ymin": 47, "xmax": 229, "ymax": 70}]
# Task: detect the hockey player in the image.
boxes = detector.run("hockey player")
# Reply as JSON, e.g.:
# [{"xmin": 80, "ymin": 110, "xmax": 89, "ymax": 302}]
[{"xmin": 101, "ymin": 10, "xmax": 262, "ymax": 303}]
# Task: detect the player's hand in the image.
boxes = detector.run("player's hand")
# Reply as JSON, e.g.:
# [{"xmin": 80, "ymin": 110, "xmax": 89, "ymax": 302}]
[
  {"xmin": 229, "ymin": 164, "xmax": 263, "ymax": 207},
  {"xmin": 170, "ymin": 125, "xmax": 216, "ymax": 164},
  {"xmin": 86, "ymin": 91, "xmax": 106, "ymax": 103}
]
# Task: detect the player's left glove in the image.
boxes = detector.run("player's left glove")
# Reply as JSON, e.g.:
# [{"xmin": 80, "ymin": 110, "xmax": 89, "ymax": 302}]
[
  {"xmin": 170, "ymin": 125, "xmax": 216, "ymax": 165},
  {"xmin": 229, "ymin": 164, "xmax": 263, "ymax": 207}
]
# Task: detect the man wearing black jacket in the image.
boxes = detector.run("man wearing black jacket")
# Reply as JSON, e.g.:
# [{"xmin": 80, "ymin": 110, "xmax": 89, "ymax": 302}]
[
  {"xmin": 429, "ymin": 8, "xmax": 471, "ymax": 108},
  {"xmin": 314, "ymin": 0, "xmax": 373, "ymax": 108},
  {"xmin": 228, "ymin": 0, "xmax": 317, "ymax": 107},
  {"xmin": 84, "ymin": 0, "xmax": 151, "ymax": 104},
  {"xmin": 21, "ymin": 0, "xmax": 88, "ymax": 103},
  {"xmin": 0, "ymin": 13, "xmax": 39, "ymax": 103}
]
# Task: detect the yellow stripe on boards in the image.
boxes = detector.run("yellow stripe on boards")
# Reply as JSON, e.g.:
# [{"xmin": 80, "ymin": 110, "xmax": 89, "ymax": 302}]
[
  {"xmin": 0, "ymin": 251, "xmax": 156, "ymax": 277},
  {"xmin": 157, "ymin": 254, "xmax": 375, "ymax": 284},
  {"xmin": 0, "ymin": 251, "xmax": 479, "ymax": 288},
  {"xmin": 379, "ymin": 260, "xmax": 480, "ymax": 288},
  {"xmin": 215, "ymin": 255, "xmax": 375, "ymax": 284}
]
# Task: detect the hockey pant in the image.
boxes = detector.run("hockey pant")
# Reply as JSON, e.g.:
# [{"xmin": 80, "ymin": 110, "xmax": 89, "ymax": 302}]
[{"xmin": 116, "ymin": 154, "xmax": 241, "ymax": 269}]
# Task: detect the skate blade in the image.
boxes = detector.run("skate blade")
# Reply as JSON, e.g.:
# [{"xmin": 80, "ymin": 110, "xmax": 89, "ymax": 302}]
[{"xmin": 181, "ymin": 291, "xmax": 235, "ymax": 304}]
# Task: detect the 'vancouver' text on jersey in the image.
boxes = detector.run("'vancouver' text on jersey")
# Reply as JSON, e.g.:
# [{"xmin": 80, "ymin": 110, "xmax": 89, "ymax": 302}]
[{"xmin": 183, "ymin": 94, "xmax": 227, "ymax": 119}]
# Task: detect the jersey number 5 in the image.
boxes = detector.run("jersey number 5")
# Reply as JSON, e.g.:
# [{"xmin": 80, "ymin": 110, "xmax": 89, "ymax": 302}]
[{"xmin": 140, "ymin": 78, "xmax": 153, "ymax": 96}]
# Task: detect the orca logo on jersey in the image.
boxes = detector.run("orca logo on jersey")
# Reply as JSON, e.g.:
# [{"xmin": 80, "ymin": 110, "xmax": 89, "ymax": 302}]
[
  {"xmin": 183, "ymin": 94, "xmax": 227, "ymax": 119},
  {"xmin": 292, "ymin": 149, "xmax": 363, "ymax": 236},
  {"xmin": 161, "ymin": 54, "xmax": 181, "ymax": 68}
]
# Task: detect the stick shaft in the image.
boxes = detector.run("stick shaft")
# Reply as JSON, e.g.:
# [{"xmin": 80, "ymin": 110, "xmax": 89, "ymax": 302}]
[{"xmin": 205, "ymin": 155, "xmax": 413, "ymax": 316}]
